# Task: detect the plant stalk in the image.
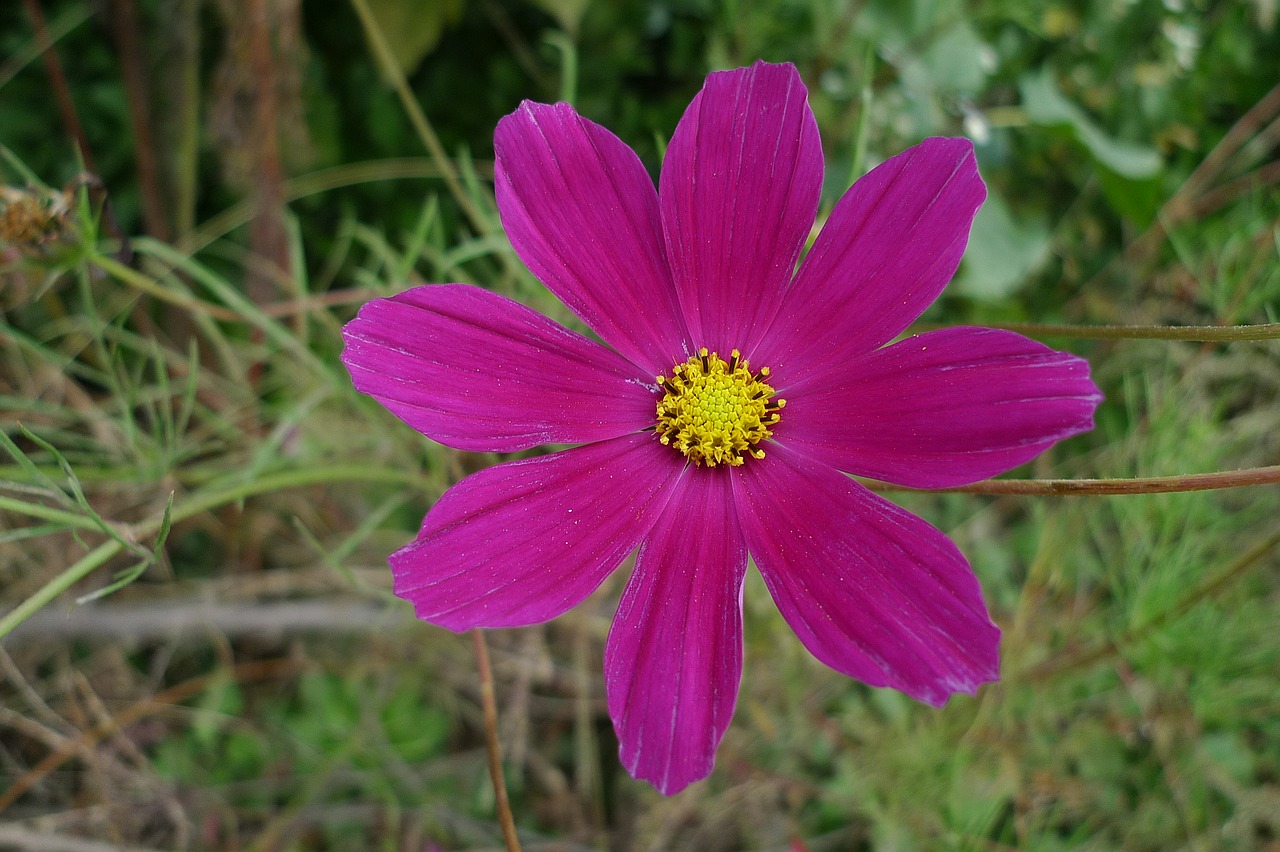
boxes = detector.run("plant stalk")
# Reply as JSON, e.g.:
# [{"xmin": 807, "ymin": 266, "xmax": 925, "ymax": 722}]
[
  {"xmin": 910, "ymin": 464, "xmax": 1280, "ymax": 496},
  {"xmin": 0, "ymin": 464, "xmax": 424, "ymax": 639},
  {"xmin": 473, "ymin": 630, "xmax": 521, "ymax": 852}
]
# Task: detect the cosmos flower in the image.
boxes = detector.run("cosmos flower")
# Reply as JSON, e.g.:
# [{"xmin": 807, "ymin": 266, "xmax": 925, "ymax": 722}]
[{"xmin": 342, "ymin": 61, "xmax": 1101, "ymax": 795}]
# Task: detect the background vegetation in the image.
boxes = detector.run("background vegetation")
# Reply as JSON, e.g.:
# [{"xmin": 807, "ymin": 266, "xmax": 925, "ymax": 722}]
[{"xmin": 2, "ymin": 0, "xmax": 1278, "ymax": 848}]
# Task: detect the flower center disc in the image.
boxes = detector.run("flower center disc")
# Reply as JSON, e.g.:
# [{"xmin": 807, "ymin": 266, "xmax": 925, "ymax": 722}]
[{"xmin": 655, "ymin": 348, "xmax": 785, "ymax": 467}]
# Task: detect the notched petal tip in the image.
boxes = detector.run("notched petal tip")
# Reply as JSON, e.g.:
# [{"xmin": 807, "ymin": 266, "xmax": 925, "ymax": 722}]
[
  {"xmin": 493, "ymin": 93, "xmax": 686, "ymax": 373},
  {"xmin": 606, "ymin": 471, "xmax": 746, "ymax": 796},
  {"xmin": 734, "ymin": 443, "xmax": 1004, "ymax": 709},
  {"xmin": 337, "ymin": 284, "xmax": 655, "ymax": 453},
  {"xmin": 390, "ymin": 435, "xmax": 682, "ymax": 632},
  {"xmin": 660, "ymin": 56, "xmax": 822, "ymax": 355},
  {"xmin": 758, "ymin": 135, "xmax": 990, "ymax": 375},
  {"xmin": 915, "ymin": 620, "xmax": 1002, "ymax": 708}
]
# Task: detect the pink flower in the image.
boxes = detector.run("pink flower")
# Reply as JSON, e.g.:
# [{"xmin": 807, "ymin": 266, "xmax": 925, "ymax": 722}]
[{"xmin": 342, "ymin": 61, "xmax": 1101, "ymax": 795}]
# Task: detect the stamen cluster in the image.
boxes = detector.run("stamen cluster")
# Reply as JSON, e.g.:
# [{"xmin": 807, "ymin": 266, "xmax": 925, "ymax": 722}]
[{"xmin": 655, "ymin": 348, "xmax": 785, "ymax": 467}]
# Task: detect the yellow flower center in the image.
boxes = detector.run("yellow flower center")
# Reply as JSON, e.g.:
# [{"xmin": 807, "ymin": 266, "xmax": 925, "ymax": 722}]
[{"xmin": 655, "ymin": 348, "xmax": 785, "ymax": 467}]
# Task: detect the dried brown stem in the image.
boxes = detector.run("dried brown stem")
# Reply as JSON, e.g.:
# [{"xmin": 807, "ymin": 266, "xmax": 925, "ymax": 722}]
[
  {"xmin": 473, "ymin": 630, "xmax": 522, "ymax": 852},
  {"xmin": 109, "ymin": 0, "xmax": 171, "ymax": 241},
  {"xmin": 21, "ymin": 0, "xmax": 95, "ymax": 173},
  {"xmin": 244, "ymin": 0, "xmax": 290, "ymax": 303},
  {"xmin": 1125, "ymin": 82, "xmax": 1280, "ymax": 263},
  {"xmin": 1191, "ymin": 160, "xmax": 1280, "ymax": 219},
  {"xmin": 0, "ymin": 658, "xmax": 304, "ymax": 814}
]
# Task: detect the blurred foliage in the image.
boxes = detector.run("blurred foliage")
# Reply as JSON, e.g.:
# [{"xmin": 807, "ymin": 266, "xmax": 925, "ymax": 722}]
[{"xmin": 2, "ymin": 0, "xmax": 1279, "ymax": 849}]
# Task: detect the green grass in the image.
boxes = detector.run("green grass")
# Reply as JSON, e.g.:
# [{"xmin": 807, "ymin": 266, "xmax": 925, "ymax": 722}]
[{"xmin": 2, "ymin": 0, "xmax": 1279, "ymax": 849}]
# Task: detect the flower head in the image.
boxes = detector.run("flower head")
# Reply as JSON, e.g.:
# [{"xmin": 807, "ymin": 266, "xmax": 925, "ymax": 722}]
[{"xmin": 342, "ymin": 61, "xmax": 1102, "ymax": 795}]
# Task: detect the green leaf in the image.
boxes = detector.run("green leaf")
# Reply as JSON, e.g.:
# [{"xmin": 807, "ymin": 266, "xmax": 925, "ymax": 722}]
[
  {"xmin": 362, "ymin": 0, "xmax": 464, "ymax": 78},
  {"xmin": 1020, "ymin": 68, "xmax": 1162, "ymax": 180},
  {"xmin": 901, "ymin": 21, "xmax": 992, "ymax": 94},
  {"xmin": 1020, "ymin": 68, "xmax": 1164, "ymax": 223},
  {"xmin": 1096, "ymin": 167, "xmax": 1164, "ymax": 226},
  {"xmin": 955, "ymin": 189, "xmax": 1052, "ymax": 300},
  {"xmin": 527, "ymin": 0, "xmax": 592, "ymax": 36}
]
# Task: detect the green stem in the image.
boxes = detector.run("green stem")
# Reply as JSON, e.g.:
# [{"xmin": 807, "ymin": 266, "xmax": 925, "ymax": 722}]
[
  {"xmin": 847, "ymin": 42, "xmax": 874, "ymax": 188},
  {"xmin": 8, "ymin": 462, "xmax": 1277, "ymax": 638},
  {"xmin": 0, "ymin": 496, "xmax": 101, "ymax": 531},
  {"xmin": 976, "ymin": 321, "xmax": 1280, "ymax": 342},
  {"xmin": 88, "ymin": 251, "xmax": 233, "ymax": 319},
  {"xmin": 346, "ymin": 0, "xmax": 506, "ymax": 260},
  {"xmin": 0, "ymin": 464, "xmax": 424, "ymax": 639},
  {"xmin": 0, "ymin": 539, "xmax": 119, "ymax": 639},
  {"xmin": 904, "ymin": 465, "xmax": 1280, "ymax": 496}
]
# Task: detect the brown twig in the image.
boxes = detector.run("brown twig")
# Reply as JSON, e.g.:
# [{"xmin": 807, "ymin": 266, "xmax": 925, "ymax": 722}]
[
  {"xmin": 1178, "ymin": 82, "xmax": 1280, "ymax": 202},
  {"xmin": 1191, "ymin": 160, "xmax": 1280, "ymax": 219},
  {"xmin": 1104, "ymin": 82, "xmax": 1280, "ymax": 274},
  {"xmin": 244, "ymin": 0, "xmax": 290, "ymax": 305},
  {"xmin": 473, "ymin": 630, "xmax": 522, "ymax": 852},
  {"xmin": 0, "ymin": 658, "xmax": 305, "ymax": 814},
  {"xmin": 5, "ymin": 598, "xmax": 396, "ymax": 645},
  {"xmin": 108, "ymin": 0, "xmax": 171, "ymax": 241},
  {"xmin": 0, "ymin": 825, "xmax": 169, "ymax": 852},
  {"xmin": 21, "ymin": 0, "xmax": 95, "ymax": 173}
]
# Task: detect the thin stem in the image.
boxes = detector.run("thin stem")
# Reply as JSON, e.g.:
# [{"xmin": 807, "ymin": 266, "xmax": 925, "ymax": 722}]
[
  {"xmin": 0, "ymin": 464, "xmax": 424, "ymax": 639},
  {"xmin": 0, "ymin": 658, "xmax": 303, "ymax": 814},
  {"xmin": 346, "ymin": 0, "xmax": 522, "ymax": 282},
  {"xmin": 22, "ymin": 0, "xmax": 95, "ymax": 173},
  {"xmin": 88, "ymin": 251, "xmax": 240, "ymax": 320},
  {"xmin": 918, "ymin": 320, "xmax": 1280, "ymax": 342},
  {"xmin": 182, "ymin": 158, "xmax": 451, "ymax": 254},
  {"xmin": 880, "ymin": 464, "xmax": 1280, "ymax": 496},
  {"xmin": 108, "ymin": 0, "xmax": 170, "ymax": 241},
  {"xmin": 0, "ymin": 496, "xmax": 100, "ymax": 532},
  {"xmin": 244, "ymin": 0, "xmax": 289, "ymax": 302},
  {"xmin": 473, "ymin": 630, "xmax": 521, "ymax": 852},
  {"xmin": 346, "ymin": 0, "xmax": 491, "ymax": 238}
]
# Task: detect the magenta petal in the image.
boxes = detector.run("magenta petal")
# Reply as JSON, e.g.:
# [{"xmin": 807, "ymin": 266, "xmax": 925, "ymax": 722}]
[
  {"xmin": 758, "ymin": 138, "xmax": 986, "ymax": 378},
  {"xmin": 780, "ymin": 328, "xmax": 1103, "ymax": 488},
  {"xmin": 660, "ymin": 60, "xmax": 823, "ymax": 357},
  {"xmin": 605, "ymin": 469, "xmax": 746, "ymax": 795},
  {"xmin": 733, "ymin": 444, "xmax": 1000, "ymax": 706},
  {"xmin": 341, "ymin": 284, "xmax": 655, "ymax": 453},
  {"xmin": 392, "ymin": 434, "xmax": 682, "ymax": 631},
  {"xmin": 495, "ymin": 101, "xmax": 686, "ymax": 375}
]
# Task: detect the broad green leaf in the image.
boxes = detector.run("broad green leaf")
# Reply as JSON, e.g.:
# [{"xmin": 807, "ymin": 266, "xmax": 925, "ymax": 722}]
[
  {"xmin": 1020, "ymin": 68, "xmax": 1162, "ymax": 180},
  {"xmin": 363, "ymin": 0, "xmax": 464, "ymax": 77},
  {"xmin": 901, "ymin": 21, "xmax": 992, "ymax": 94},
  {"xmin": 956, "ymin": 188, "xmax": 1052, "ymax": 300},
  {"xmin": 527, "ymin": 0, "xmax": 592, "ymax": 35}
]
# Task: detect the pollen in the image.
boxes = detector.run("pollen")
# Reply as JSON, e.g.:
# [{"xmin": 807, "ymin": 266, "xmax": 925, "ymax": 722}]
[{"xmin": 655, "ymin": 348, "xmax": 785, "ymax": 467}]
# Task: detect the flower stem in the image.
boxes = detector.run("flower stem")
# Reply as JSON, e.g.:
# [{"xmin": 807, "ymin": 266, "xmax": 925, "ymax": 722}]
[
  {"xmin": 473, "ymin": 630, "xmax": 521, "ymax": 852},
  {"xmin": 879, "ymin": 464, "xmax": 1280, "ymax": 496},
  {"xmin": 986, "ymin": 321, "xmax": 1280, "ymax": 342}
]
